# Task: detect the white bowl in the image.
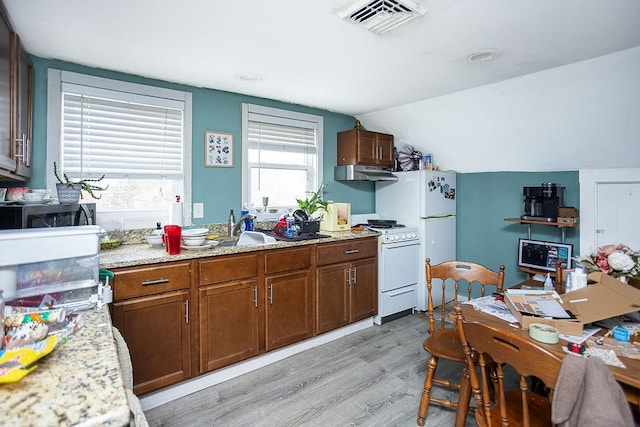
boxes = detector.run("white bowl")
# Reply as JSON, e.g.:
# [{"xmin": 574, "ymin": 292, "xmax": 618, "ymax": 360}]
[
  {"xmin": 31, "ymin": 189, "xmax": 51, "ymax": 198},
  {"xmin": 145, "ymin": 234, "xmax": 164, "ymax": 246},
  {"xmin": 22, "ymin": 192, "xmax": 45, "ymax": 202},
  {"xmin": 182, "ymin": 235, "xmax": 206, "ymax": 246}
]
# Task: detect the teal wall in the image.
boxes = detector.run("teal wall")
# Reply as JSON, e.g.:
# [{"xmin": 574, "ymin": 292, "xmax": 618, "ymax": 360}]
[
  {"xmin": 28, "ymin": 57, "xmax": 376, "ymax": 223},
  {"xmin": 458, "ymin": 171, "xmax": 580, "ymax": 286},
  {"xmin": 26, "ymin": 56, "xmax": 580, "ymax": 286}
]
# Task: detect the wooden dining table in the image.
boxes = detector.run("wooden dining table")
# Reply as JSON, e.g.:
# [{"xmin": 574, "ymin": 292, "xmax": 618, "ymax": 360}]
[{"xmin": 453, "ymin": 304, "xmax": 640, "ymax": 427}]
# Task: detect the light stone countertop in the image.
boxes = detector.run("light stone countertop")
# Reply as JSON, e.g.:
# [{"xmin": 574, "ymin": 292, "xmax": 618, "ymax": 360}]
[
  {"xmin": 100, "ymin": 229, "xmax": 379, "ymax": 269},
  {"xmin": 0, "ymin": 306, "xmax": 130, "ymax": 426}
]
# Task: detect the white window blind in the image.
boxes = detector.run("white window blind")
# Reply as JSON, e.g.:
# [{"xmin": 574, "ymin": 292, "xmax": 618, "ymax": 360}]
[{"xmin": 61, "ymin": 90, "xmax": 184, "ymax": 180}]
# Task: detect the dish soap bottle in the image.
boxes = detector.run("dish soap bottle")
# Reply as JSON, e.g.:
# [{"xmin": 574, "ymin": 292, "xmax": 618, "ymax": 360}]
[{"xmin": 544, "ymin": 273, "xmax": 554, "ymax": 291}]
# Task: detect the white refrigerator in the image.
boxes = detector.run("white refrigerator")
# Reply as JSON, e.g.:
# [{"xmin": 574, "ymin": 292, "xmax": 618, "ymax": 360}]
[{"xmin": 376, "ymin": 170, "xmax": 457, "ymax": 311}]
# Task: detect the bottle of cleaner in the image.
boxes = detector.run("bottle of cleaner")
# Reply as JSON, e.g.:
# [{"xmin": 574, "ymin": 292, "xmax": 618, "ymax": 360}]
[{"xmin": 544, "ymin": 273, "xmax": 554, "ymax": 291}]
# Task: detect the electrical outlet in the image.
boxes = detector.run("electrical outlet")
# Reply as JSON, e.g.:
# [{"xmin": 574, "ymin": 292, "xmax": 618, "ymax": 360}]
[{"xmin": 193, "ymin": 203, "xmax": 204, "ymax": 218}]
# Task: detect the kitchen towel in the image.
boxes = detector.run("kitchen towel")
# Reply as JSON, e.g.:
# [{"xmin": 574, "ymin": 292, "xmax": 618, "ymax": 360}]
[{"xmin": 169, "ymin": 196, "xmax": 183, "ymax": 227}]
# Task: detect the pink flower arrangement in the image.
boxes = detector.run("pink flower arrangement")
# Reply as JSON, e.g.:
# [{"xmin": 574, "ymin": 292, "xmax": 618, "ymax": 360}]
[{"xmin": 576, "ymin": 243, "xmax": 640, "ymax": 280}]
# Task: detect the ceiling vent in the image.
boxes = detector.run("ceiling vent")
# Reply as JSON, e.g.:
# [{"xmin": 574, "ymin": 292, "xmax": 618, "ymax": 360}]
[{"xmin": 337, "ymin": 0, "xmax": 427, "ymax": 35}]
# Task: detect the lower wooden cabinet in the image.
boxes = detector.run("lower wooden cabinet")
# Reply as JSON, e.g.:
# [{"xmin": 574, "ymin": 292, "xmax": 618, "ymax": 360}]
[
  {"xmin": 316, "ymin": 263, "xmax": 350, "ymax": 334},
  {"xmin": 111, "ymin": 290, "xmax": 191, "ymax": 395},
  {"xmin": 199, "ymin": 279, "xmax": 260, "ymax": 372},
  {"xmin": 316, "ymin": 237, "xmax": 378, "ymax": 334},
  {"xmin": 265, "ymin": 269, "xmax": 313, "ymax": 351},
  {"xmin": 350, "ymin": 257, "xmax": 377, "ymax": 322},
  {"xmin": 109, "ymin": 237, "xmax": 377, "ymax": 395},
  {"xmin": 111, "ymin": 261, "xmax": 191, "ymax": 395}
]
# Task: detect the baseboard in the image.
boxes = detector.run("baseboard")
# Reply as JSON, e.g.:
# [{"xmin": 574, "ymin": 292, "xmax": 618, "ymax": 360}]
[{"xmin": 139, "ymin": 318, "xmax": 374, "ymax": 411}]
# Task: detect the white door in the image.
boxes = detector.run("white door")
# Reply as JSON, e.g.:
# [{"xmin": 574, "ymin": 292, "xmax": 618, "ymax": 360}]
[
  {"xmin": 595, "ymin": 182, "xmax": 640, "ymax": 249},
  {"xmin": 580, "ymin": 169, "xmax": 640, "ymax": 255}
]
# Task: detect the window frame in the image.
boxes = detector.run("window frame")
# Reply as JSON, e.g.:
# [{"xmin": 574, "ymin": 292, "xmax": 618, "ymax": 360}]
[
  {"xmin": 241, "ymin": 103, "xmax": 323, "ymax": 219},
  {"xmin": 46, "ymin": 70, "xmax": 193, "ymax": 228}
]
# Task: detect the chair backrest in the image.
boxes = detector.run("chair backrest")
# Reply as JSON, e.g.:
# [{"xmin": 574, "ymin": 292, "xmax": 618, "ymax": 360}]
[
  {"xmin": 426, "ymin": 259, "xmax": 505, "ymax": 332},
  {"xmin": 454, "ymin": 306, "xmax": 563, "ymax": 426}
]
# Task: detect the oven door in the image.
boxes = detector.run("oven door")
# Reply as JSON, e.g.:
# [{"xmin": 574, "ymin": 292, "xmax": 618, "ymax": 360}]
[{"xmin": 379, "ymin": 240, "xmax": 420, "ymax": 293}]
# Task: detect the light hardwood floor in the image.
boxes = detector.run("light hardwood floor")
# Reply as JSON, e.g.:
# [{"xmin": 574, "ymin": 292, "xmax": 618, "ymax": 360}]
[{"xmin": 144, "ymin": 312, "xmax": 476, "ymax": 427}]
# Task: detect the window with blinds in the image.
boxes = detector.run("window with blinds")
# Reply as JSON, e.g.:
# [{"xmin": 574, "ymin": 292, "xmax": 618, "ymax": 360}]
[
  {"xmin": 47, "ymin": 70, "xmax": 192, "ymax": 228},
  {"xmin": 242, "ymin": 104, "xmax": 323, "ymax": 213}
]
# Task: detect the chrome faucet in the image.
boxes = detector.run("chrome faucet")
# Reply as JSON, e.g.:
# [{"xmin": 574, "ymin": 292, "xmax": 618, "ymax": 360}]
[{"xmin": 230, "ymin": 213, "xmax": 256, "ymax": 236}]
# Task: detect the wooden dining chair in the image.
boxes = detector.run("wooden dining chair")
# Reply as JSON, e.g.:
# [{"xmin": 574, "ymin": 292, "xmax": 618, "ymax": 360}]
[
  {"xmin": 416, "ymin": 259, "xmax": 505, "ymax": 426},
  {"xmin": 454, "ymin": 305, "xmax": 563, "ymax": 427}
]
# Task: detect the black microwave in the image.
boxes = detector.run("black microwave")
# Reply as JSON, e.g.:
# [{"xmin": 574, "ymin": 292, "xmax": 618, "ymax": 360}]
[{"xmin": 0, "ymin": 203, "xmax": 96, "ymax": 229}]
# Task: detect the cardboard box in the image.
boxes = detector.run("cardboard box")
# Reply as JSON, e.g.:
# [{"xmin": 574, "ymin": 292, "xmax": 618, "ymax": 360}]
[
  {"xmin": 505, "ymin": 274, "xmax": 640, "ymax": 335},
  {"xmin": 320, "ymin": 203, "xmax": 351, "ymax": 231},
  {"xmin": 557, "ymin": 206, "xmax": 579, "ymax": 218}
]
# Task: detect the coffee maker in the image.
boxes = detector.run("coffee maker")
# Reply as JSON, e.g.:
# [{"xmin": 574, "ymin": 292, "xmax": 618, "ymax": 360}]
[{"xmin": 522, "ymin": 183, "xmax": 565, "ymax": 222}]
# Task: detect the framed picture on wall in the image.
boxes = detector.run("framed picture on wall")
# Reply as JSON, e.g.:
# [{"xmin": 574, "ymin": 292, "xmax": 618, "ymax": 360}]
[{"xmin": 205, "ymin": 131, "xmax": 233, "ymax": 167}]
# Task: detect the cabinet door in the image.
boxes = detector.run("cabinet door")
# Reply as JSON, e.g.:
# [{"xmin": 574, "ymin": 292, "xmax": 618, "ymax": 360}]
[
  {"xmin": 199, "ymin": 280, "xmax": 260, "ymax": 373},
  {"xmin": 356, "ymin": 130, "xmax": 378, "ymax": 165},
  {"xmin": 376, "ymin": 133, "xmax": 394, "ymax": 168},
  {"xmin": 112, "ymin": 290, "xmax": 191, "ymax": 395},
  {"xmin": 265, "ymin": 270, "xmax": 313, "ymax": 351},
  {"xmin": 351, "ymin": 257, "xmax": 378, "ymax": 322},
  {"xmin": 315, "ymin": 262, "xmax": 349, "ymax": 334},
  {"xmin": 12, "ymin": 36, "xmax": 32, "ymax": 179},
  {"xmin": 0, "ymin": 8, "xmax": 13, "ymax": 173}
]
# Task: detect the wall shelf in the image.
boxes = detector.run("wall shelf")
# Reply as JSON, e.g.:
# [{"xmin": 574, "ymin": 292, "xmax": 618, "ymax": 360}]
[{"xmin": 504, "ymin": 217, "xmax": 578, "ymax": 243}]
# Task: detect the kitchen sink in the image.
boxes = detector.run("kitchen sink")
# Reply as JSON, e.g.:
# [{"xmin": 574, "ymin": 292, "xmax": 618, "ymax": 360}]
[{"xmin": 217, "ymin": 240, "xmax": 238, "ymax": 247}]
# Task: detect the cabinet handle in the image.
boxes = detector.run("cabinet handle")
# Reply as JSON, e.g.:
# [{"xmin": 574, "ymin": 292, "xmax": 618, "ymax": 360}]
[
  {"xmin": 269, "ymin": 284, "xmax": 273, "ymax": 305},
  {"xmin": 353, "ymin": 267, "xmax": 357, "ymax": 284},
  {"xmin": 184, "ymin": 300, "xmax": 189, "ymax": 324},
  {"xmin": 347, "ymin": 267, "xmax": 352, "ymax": 286},
  {"xmin": 14, "ymin": 134, "xmax": 26, "ymax": 160},
  {"xmin": 141, "ymin": 278, "xmax": 170, "ymax": 286},
  {"xmin": 253, "ymin": 286, "xmax": 258, "ymax": 308},
  {"xmin": 372, "ymin": 144, "xmax": 376, "ymax": 160},
  {"xmin": 379, "ymin": 146, "xmax": 382, "ymax": 160},
  {"xmin": 344, "ymin": 249, "xmax": 359, "ymax": 254}
]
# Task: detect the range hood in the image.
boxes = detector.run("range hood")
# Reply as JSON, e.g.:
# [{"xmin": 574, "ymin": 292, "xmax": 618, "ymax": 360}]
[{"xmin": 334, "ymin": 165, "xmax": 398, "ymax": 181}]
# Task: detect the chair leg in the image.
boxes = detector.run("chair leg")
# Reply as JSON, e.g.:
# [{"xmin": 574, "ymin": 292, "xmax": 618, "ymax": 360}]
[{"xmin": 417, "ymin": 355, "xmax": 438, "ymax": 426}]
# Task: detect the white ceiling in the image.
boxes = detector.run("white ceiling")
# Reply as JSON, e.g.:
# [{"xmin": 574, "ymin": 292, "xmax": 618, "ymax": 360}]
[{"xmin": 4, "ymin": 0, "xmax": 640, "ymax": 116}]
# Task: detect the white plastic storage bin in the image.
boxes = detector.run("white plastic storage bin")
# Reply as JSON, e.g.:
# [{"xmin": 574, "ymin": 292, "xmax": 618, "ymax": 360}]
[{"xmin": 0, "ymin": 226, "xmax": 102, "ymax": 310}]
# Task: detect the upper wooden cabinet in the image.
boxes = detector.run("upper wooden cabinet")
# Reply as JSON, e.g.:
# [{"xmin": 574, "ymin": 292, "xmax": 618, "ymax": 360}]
[
  {"xmin": 12, "ymin": 35, "xmax": 32, "ymax": 179},
  {"xmin": 0, "ymin": 4, "xmax": 33, "ymax": 181},
  {"xmin": 337, "ymin": 121, "xmax": 394, "ymax": 168}
]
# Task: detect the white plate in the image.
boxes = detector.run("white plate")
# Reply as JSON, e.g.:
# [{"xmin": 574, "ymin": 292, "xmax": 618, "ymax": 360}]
[
  {"xmin": 16, "ymin": 199, "xmax": 52, "ymax": 205},
  {"xmin": 180, "ymin": 242, "xmax": 217, "ymax": 250},
  {"xmin": 182, "ymin": 227, "xmax": 209, "ymax": 237}
]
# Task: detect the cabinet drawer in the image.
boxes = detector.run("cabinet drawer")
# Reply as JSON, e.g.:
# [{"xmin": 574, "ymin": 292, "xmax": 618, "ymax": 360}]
[
  {"xmin": 264, "ymin": 246, "xmax": 311, "ymax": 275},
  {"xmin": 113, "ymin": 262, "xmax": 191, "ymax": 301},
  {"xmin": 199, "ymin": 253, "xmax": 258, "ymax": 285},
  {"xmin": 317, "ymin": 238, "xmax": 377, "ymax": 265}
]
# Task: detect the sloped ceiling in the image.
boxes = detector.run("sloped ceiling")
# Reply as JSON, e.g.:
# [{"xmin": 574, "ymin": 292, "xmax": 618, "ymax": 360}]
[{"xmin": 4, "ymin": 0, "xmax": 640, "ymax": 116}]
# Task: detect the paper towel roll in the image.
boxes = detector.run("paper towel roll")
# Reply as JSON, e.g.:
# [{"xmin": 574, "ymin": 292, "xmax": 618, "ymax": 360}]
[{"xmin": 170, "ymin": 202, "xmax": 183, "ymax": 226}]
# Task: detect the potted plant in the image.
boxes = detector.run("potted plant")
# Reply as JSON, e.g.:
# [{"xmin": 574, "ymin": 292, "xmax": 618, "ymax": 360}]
[
  {"xmin": 296, "ymin": 185, "xmax": 328, "ymax": 219},
  {"xmin": 53, "ymin": 161, "xmax": 108, "ymax": 204}
]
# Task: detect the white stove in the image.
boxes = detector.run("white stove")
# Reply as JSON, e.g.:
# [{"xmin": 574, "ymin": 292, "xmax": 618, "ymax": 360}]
[
  {"xmin": 352, "ymin": 214, "xmax": 420, "ymax": 325},
  {"xmin": 368, "ymin": 225, "xmax": 419, "ymax": 244}
]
